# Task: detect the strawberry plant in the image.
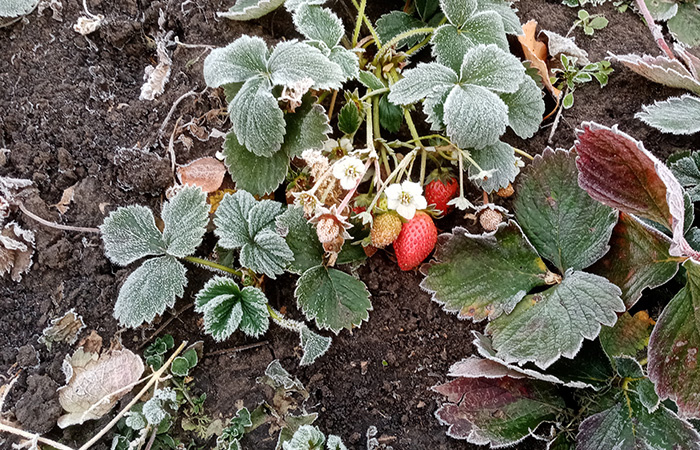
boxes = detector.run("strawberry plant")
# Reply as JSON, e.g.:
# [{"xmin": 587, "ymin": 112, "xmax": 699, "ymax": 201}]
[{"xmin": 429, "ymin": 122, "xmax": 700, "ymax": 447}]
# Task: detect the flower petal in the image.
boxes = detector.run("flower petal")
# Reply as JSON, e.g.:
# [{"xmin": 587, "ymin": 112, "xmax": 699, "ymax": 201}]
[
  {"xmin": 402, "ymin": 181, "xmax": 423, "ymax": 197},
  {"xmin": 384, "ymin": 184, "xmax": 402, "ymax": 201},
  {"xmin": 414, "ymin": 195, "xmax": 427, "ymax": 210},
  {"xmin": 397, "ymin": 204, "xmax": 416, "ymax": 220}
]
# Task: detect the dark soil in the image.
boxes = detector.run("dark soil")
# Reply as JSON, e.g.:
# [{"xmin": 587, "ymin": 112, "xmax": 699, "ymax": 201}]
[{"xmin": 0, "ymin": 0, "xmax": 697, "ymax": 449}]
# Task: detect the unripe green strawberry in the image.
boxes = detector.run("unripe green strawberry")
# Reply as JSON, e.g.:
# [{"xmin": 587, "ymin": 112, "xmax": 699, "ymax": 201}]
[
  {"xmin": 370, "ymin": 212, "xmax": 402, "ymax": 248},
  {"xmin": 393, "ymin": 211, "xmax": 437, "ymax": 271}
]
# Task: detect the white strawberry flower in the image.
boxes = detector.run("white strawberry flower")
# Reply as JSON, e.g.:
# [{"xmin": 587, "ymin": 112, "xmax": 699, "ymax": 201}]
[
  {"xmin": 385, "ymin": 180, "xmax": 427, "ymax": 220},
  {"xmin": 332, "ymin": 156, "xmax": 365, "ymax": 190}
]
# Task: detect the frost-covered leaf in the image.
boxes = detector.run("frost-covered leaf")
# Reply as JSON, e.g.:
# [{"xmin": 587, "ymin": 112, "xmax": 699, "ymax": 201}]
[
  {"xmin": 378, "ymin": 94, "xmax": 403, "ymax": 133},
  {"xmin": 500, "ymin": 76, "xmax": 545, "ymax": 139},
  {"xmin": 328, "ymin": 46, "xmax": 358, "ymax": 81},
  {"xmin": 268, "ymin": 40, "xmax": 344, "ymax": 90},
  {"xmin": 467, "ymin": 141, "xmax": 519, "ymax": 193},
  {"xmin": 375, "ymin": 11, "xmax": 428, "ymax": 48},
  {"xmin": 40, "ymin": 310, "xmax": 85, "ymax": 350},
  {"xmin": 670, "ymin": 151, "xmax": 700, "ymax": 202},
  {"xmin": 170, "ymin": 357, "xmax": 191, "ymax": 377},
  {"xmin": 0, "ymin": 0, "xmax": 39, "ymax": 17},
  {"xmin": 459, "ymin": 44, "xmax": 523, "ymax": 93},
  {"xmin": 326, "ymin": 435, "xmax": 346, "ymax": 450},
  {"xmin": 281, "ymin": 96, "xmax": 332, "ymax": 158},
  {"xmin": 440, "ymin": 0, "xmax": 477, "ymax": 28},
  {"xmin": 476, "ymin": 0, "xmax": 521, "ymax": 35},
  {"xmin": 214, "ymin": 190, "xmax": 257, "ymax": 249},
  {"xmin": 337, "ymin": 102, "xmax": 362, "ymax": 136},
  {"xmin": 645, "ymin": 0, "xmax": 679, "ymax": 21},
  {"xmin": 177, "ymin": 157, "xmax": 227, "ymax": 193},
  {"xmin": 222, "ymin": 131, "xmax": 289, "ymax": 196},
  {"xmin": 387, "ymin": 62, "xmax": 457, "ymax": 106},
  {"xmin": 576, "ymin": 388, "xmax": 700, "ymax": 449},
  {"xmin": 230, "ymin": 76, "xmax": 285, "ymax": 157},
  {"xmin": 649, "ymin": 259, "xmax": 700, "ymax": 419},
  {"xmin": 487, "ymin": 270, "xmax": 624, "ymax": 369},
  {"xmin": 600, "ymin": 311, "xmax": 655, "ymax": 361},
  {"xmin": 0, "ymin": 222, "xmax": 35, "ymax": 282},
  {"xmin": 57, "ymin": 341, "xmax": 144, "ymax": 428},
  {"xmin": 590, "ymin": 213, "xmax": 678, "ymax": 309},
  {"xmin": 424, "ymin": 88, "xmax": 450, "ymax": 130},
  {"xmin": 283, "ymin": 425, "xmax": 325, "ymax": 450},
  {"xmin": 218, "ymin": 0, "xmax": 286, "ymax": 20},
  {"xmin": 203, "ymin": 36, "xmax": 268, "ymax": 87},
  {"xmin": 636, "ymin": 95, "xmax": 700, "ymax": 135},
  {"xmin": 241, "ymin": 229, "xmax": 294, "ymax": 278},
  {"xmin": 143, "ymin": 388, "xmax": 177, "ymax": 425},
  {"xmin": 161, "ymin": 186, "xmax": 209, "ymax": 258},
  {"xmin": 100, "ymin": 205, "xmax": 165, "ymax": 266},
  {"xmin": 295, "ymin": 266, "xmax": 372, "ymax": 334},
  {"xmin": 575, "ymin": 122, "xmax": 688, "ymax": 257},
  {"xmin": 276, "ymin": 207, "xmax": 324, "ymax": 274},
  {"xmin": 668, "ymin": 2, "xmax": 700, "ymax": 47},
  {"xmin": 114, "ymin": 256, "xmax": 187, "ymax": 328},
  {"xmin": 421, "ymin": 222, "xmax": 549, "ymax": 322},
  {"xmin": 431, "ymin": 12, "xmax": 508, "ymax": 73},
  {"xmin": 195, "ymin": 276, "xmax": 269, "ymax": 341},
  {"xmin": 285, "ymin": 0, "xmax": 326, "ymax": 12},
  {"xmin": 443, "ymin": 84, "xmax": 508, "ymax": 150},
  {"xmin": 293, "ymin": 4, "xmax": 344, "ymax": 47},
  {"xmin": 609, "ymin": 53, "xmax": 700, "ymax": 95},
  {"xmin": 357, "ymin": 71, "xmax": 384, "ymax": 91},
  {"xmin": 432, "ymin": 375, "xmax": 565, "ymax": 446},
  {"xmin": 514, "ymin": 148, "xmax": 618, "ymax": 272},
  {"xmin": 299, "ymin": 325, "xmax": 331, "ymax": 366}
]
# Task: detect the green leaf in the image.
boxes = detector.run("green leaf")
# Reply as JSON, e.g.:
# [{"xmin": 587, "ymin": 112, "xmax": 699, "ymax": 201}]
[
  {"xmin": 161, "ymin": 186, "xmax": 209, "ymax": 258},
  {"xmin": 378, "ymin": 95, "xmax": 403, "ymax": 133},
  {"xmin": 440, "ymin": 0, "xmax": 477, "ymax": 28},
  {"xmin": 299, "ymin": 325, "xmax": 332, "ymax": 366},
  {"xmin": 375, "ymin": 11, "xmax": 429, "ymax": 48},
  {"xmin": 170, "ymin": 357, "xmax": 191, "ymax": 377},
  {"xmin": 589, "ymin": 16, "xmax": 608, "ymax": 29},
  {"xmin": 281, "ymin": 96, "xmax": 332, "ymax": 158},
  {"xmin": 459, "ymin": 44, "xmax": 523, "ymax": 93},
  {"xmin": 443, "ymin": 84, "xmax": 508, "ymax": 150},
  {"xmin": 328, "ymin": 46, "xmax": 359, "ymax": 80},
  {"xmin": 645, "ymin": 0, "xmax": 679, "ymax": 21},
  {"xmin": 222, "ymin": 131, "xmax": 289, "ymax": 196},
  {"xmin": 416, "ymin": 0, "xmax": 441, "ymax": 20},
  {"xmin": 668, "ymin": 2, "xmax": 700, "ymax": 47},
  {"xmin": 670, "ymin": 151, "xmax": 700, "ymax": 202},
  {"xmin": 230, "ymin": 76, "xmax": 285, "ymax": 157},
  {"xmin": 577, "ymin": 390, "xmax": 700, "ymax": 449},
  {"xmin": 0, "ymin": 0, "xmax": 39, "ymax": 17},
  {"xmin": 513, "ymin": 148, "xmax": 618, "ymax": 272},
  {"xmin": 600, "ymin": 311, "xmax": 655, "ymax": 361},
  {"xmin": 100, "ymin": 205, "xmax": 165, "ymax": 266},
  {"xmin": 114, "ymin": 256, "xmax": 187, "ymax": 328},
  {"xmin": 217, "ymin": 0, "xmax": 286, "ymax": 20},
  {"xmin": 182, "ymin": 348, "xmax": 198, "ymax": 368},
  {"xmin": 283, "ymin": 425, "xmax": 325, "ymax": 450},
  {"xmin": 563, "ymin": 91, "xmax": 574, "ymax": 109},
  {"xmin": 357, "ymin": 71, "xmax": 385, "ymax": 90},
  {"xmin": 589, "ymin": 213, "xmax": 678, "ymax": 309},
  {"xmin": 649, "ymin": 259, "xmax": 700, "ymax": 418},
  {"xmin": 487, "ymin": 269, "xmax": 625, "ymax": 369},
  {"xmin": 195, "ymin": 276, "xmax": 270, "ymax": 340},
  {"xmin": 203, "ymin": 36, "xmax": 268, "ymax": 87},
  {"xmin": 467, "ymin": 141, "xmax": 519, "ymax": 193},
  {"xmin": 500, "ymin": 76, "xmax": 545, "ymax": 139},
  {"xmin": 433, "ymin": 375, "xmax": 565, "ymax": 446},
  {"xmin": 295, "ymin": 266, "xmax": 372, "ymax": 334},
  {"xmin": 268, "ymin": 40, "xmax": 344, "ymax": 90},
  {"xmin": 293, "ymin": 4, "xmax": 344, "ymax": 47},
  {"xmin": 423, "ymin": 88, "xmax": 450, "ymax": 130},
  {"xmin": 337, "ymin": 102, "xmax": 362, "ymax": 136},
  {"xmin": 610, "ymin": 53, "xmax": 700, "ymax": 95},
  {"xmin": 476, "ymin": 0, "xmax": 521, "ymax": 35},
  {"xmin": 387, "ymin": 62, "xmax": 457, "ymax": 106},
  {"xmin": 421, "ymin": 221, "xmax": 550, "ymax": 322},
  {"xmin": 240, "ymin": 228, "xmax": 294, "ymax": 278},
  {"xmin": 276, "ymin": 207, "xmax": 324, "ymax": 274},
  {"xmin": 326, "ymin": 435, "xmax": 346, "ymax": 450},
  {"xmin": 636, "ymin": 95, "xmax": 700, "ymax": 135},
  {"xmin": 431, "ymin": 12, "xmax": 508, "ymax": 73},
  {"xmin": 214, "ymin": 190, "xmax": 258, "ymax": 249}
]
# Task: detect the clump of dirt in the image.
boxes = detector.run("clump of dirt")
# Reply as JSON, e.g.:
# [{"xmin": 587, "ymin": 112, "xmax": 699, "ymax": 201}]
[{"xmin": 0, "ymin": 0, "xmax": 697, "ymax": 449}]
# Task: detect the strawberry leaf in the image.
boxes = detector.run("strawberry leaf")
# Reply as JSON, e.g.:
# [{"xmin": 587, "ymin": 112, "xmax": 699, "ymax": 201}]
[
  {"xmin": 281, "ymin": 97, "xmax": 332, "ymax": 158},
  {"xmin": 114, "ymin": 256, "xmax": 187, "ymax": 328},
  {"xmin": 203, "ymin": 36, "xmax": 269, "ymax": 87},
  {"xmin": 299, "ymin": 325, "xmax": 331, "ymax": 366},
  {"xmin": 337, "ymin": 102, "xmax": 362, "ymax": 136},
  {"xmin": 649, "ymin": 259, "xmax": 700, "ymax": 419},
  {"xmin": 636, "ymin": 94, "xmax": 700, "ymax": 135},
  {"xmin": 230, "ymin": 76, "xmax": 285, "ymax": 158},
  {"xmin": 467, "ymin": 142, "xmax": 519, "ymax": 193},
  {"xmin": 670, "ymin": 151, "xmax": 700, "ymax": 202},
  {"xmin": 600, "ymin": 311, "xmax": 655, "ymax": 361},
  {"xmin": 161, "ymin": 186, "xmax": 209, "ymax": 258},
  {"xmin": 375, "ymin": 11, "xmax": 429, "ymax": 48},
  {"xmin": 217, "ymin": 0, "xmax": 285, "ymax": 20},
  {"xmin": 292, "ymin": 4, "xmax": 344, "ymax": 48},
  {"xmin": 514, "ymin": 148, "xmax": 618, "ymax": 272},
  {"xmin": 222, "ymin": 131, "xmax": 290, "ymax": 196},
  {"xmin": 387, "ymin": 63, "xmax": 458, "ymax": 106},
  {"xmin": 0, "ymin": 0, "xmax": 39, "ymax": 17},
  {"xmin": 432, "ymin": 376, "xmax": 565, "ymax": 446},
  {"xmin": 609, "ymin": 53, "xmax": 700, "ymax": 95},
  {"xmin": 589, "ymin": 213, "xmax": 679, "ymax": 309},
  {"xmin": 459, "ymin": 44, "xmax": 524, "ymax": 93},
  {"xmin": 574, "ymin": 122, "xmax": 687, "ymax": 257},
  {"xmin": 195, "ymin": 276, "xmax": 269, "ymax": 341},
  {"xmin": 421, "ymin": 222, "xmax": 550, "ymax": 322},
  {"xmin": 276, "ymin": 207, "xmax": 324, "ymax": 274},
  {"xmin": 443, "ymin": 84, "xmax": 508, "ymax": 149},
  {"xmin": 100, "ymin": 205, "xmax": 165, "ymax": 266},
  {"xmin": 268, "ymin": 40, "xmax": 344, "ymax": 91},
  {"xmin": 476, "ymin": 0, "xmax": 521, "ymax": 35},
  {"xmin": 486, "ymin": 269, "xmax": 625, "ymax": 369},
  {"xmin": 500, "ymin": 76, "xmax": 545, "ymax": 139},
  {"xmin": 668, "ymin": 2, "xmax": 700, "ymax": 48},
  {"xmin": 440, "ymin": 0, "xmax": 477, "ymax": 27},
  {"xmin": 295, "ymin": 266, "xmax": 372, "ymax": 334}
]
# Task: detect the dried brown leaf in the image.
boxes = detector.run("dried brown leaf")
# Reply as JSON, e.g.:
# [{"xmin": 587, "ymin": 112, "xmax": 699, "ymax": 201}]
[
  {"xmin": 0, "ymin": 222, "xmax": 35, "ymax": 282},
  {"xmin": 39, "ymin": 309, "xmax": 86, "ymax": 350},
  {"xmin": 52, "ymin": 183, "xmax": 76, "ymax": 214},
  {"xmin": 518, "ymin": 20, "xmax": 561, "ymax": 98},
  {"xmin": 177, "ymin": 157, "xmax": 227, "ymax": 193}
]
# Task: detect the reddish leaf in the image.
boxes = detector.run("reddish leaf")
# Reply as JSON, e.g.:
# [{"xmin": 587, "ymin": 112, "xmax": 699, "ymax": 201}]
[
  {"xmin": 589, "ymin": 212, "xmax": 680, "ymax": 308},
  {"xmin": 177, "ymin": 157, "xmax": 227, "ymax": 193},
  {"xmin": 574, "ymin": 122, "xmax": 689, "ymax": 258},
  {"xmin": 600, "ymin": 310, "xmax": 655, "ymax": 360}
]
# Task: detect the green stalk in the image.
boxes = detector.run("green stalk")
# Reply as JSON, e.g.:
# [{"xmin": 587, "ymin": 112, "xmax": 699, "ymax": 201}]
[
  {"xmin": 349, "ymin": 0, "xmax": 381, "ymax": 46},
  {"xmin": 184, "ymin": 256, "xmax": 243, "ymax": 278},
  {"xmin": 359, "ymin": 87, "xmax": 390, "ymax": 101},
  {"xmin": 373, "ymin": 27, "xmax": 434, "ymax": 67},
  {"xmin": 352, "ymin": 0, "xmax": 367, "ymax": 48}
]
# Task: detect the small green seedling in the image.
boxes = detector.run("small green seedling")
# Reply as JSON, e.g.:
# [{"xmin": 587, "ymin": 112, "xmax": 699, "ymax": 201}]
[
  {"xmin": 571, "ymin": 9, "xmax": 609, "ymax": 35},
  {"xmin": 551, "ymin": 54, "xmax": 613, "ymax": 108}
]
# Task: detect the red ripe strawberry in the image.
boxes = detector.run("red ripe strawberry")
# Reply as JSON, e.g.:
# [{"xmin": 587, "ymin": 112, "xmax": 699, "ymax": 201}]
[
  {"xmin": 393, "ymin": 211, "xmax": 438, "ymax": 271},
  {"xmin": 425, "ymin": 177, "xmax": 458, "ymax": 215}
]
